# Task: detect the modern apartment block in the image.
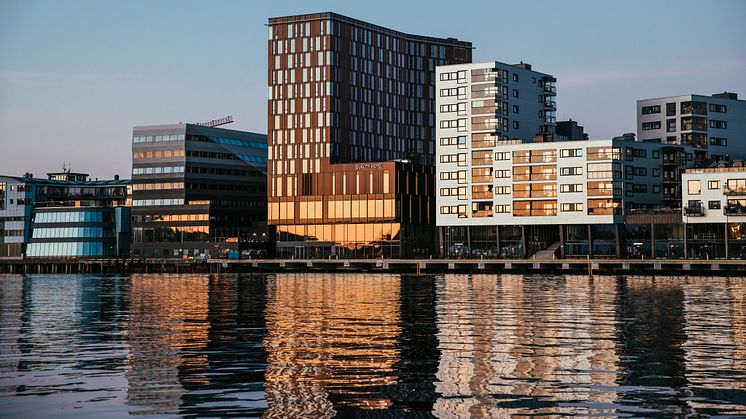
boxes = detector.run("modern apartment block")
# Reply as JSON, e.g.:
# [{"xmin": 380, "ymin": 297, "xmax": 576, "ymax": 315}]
[
  {"xmin": 435, "ymin": 137, "xmax": 673, "ymax": 258},
  {"xmin": 0, "ymin": 170, "xmax": 130, "ymax": 259},
  {"xmin": 267, "ymin": 12, "xmax": 472, "ymax": 258},
  {"xmin": 682, "ymin": 162, "xmax": 746, "ymax": 259},
  {"xmin": 436, "ymin": 61, "xmax": 557, "ymax": 145},
  {"xmin": 131, "ymin": 123, "xmax": 271, "ymax": 258},
  {"xmin": 637, "ymin": 92, "xmax": 744, "ymax": 159}
]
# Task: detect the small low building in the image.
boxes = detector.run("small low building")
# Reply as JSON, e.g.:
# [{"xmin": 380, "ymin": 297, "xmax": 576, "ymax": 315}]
[{"xmin": 0, "ymin": 170, "xmax": 130, "ymax": 259}]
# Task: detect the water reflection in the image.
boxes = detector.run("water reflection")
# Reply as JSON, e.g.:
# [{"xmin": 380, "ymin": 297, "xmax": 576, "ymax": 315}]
[
  {"xmin": 263, "ymin": 273, "xmax": 402, "ymax": 416},
  {"xmin": 0, "ymin": 273, "xmax": 744, "ymax": 417}
]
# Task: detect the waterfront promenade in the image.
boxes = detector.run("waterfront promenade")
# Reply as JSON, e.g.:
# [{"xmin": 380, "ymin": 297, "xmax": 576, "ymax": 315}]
[{"xmin": 2, "ymin": 257, "xmax": 746, "ymax": 275}]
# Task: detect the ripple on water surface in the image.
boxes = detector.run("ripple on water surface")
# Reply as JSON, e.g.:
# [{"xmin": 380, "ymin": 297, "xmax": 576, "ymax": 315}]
[{"xmin": 0, "ymin": 273, "xmax": 744, "ymax": 417}]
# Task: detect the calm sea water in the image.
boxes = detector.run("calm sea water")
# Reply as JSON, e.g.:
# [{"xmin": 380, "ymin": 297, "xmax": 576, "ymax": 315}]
[{"xmin": 0, "ymin": 273, "xmax": 744, "ymax": 417}]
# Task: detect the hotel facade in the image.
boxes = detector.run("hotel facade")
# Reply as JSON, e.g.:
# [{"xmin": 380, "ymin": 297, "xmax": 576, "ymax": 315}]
[{"xmin": 266, "ymin": 12, "xmax": 472, "ymax": 258}]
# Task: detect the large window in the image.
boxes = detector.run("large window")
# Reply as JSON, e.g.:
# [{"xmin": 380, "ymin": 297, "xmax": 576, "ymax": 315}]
[
  {"xmin": 641, "ymin": 105, "xmax": 661, "ymax": 114},
  {"xmin": 642, "ymin": 121, "xmax": 661, "ymax": 130},
  {"xmin": 35, "ymin": 211, "xmax": 103, "ymax": 223},
  {"xmin": 513, "ymin": 200, "xmax": 557, "ymax": 216},
  {"xmin": 0, "ymin": 182, "xmax": 4, "ymax": 210},
  {"xmin": 688, "ymin": 180, "xmax": 701, "ymax": 195}
]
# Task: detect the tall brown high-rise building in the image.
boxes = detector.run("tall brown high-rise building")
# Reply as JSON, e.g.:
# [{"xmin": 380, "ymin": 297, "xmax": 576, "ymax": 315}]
[{"xmin": 267, "ymin": 12, "xmax": 472, "ymax": 258}]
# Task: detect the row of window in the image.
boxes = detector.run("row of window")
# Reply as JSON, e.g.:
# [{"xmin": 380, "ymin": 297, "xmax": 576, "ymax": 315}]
[
  {"xmin": 26, "ymin": 242, "xmax": 104, "ymax": 257},
  {"xmin": 133, "ymin": 134, "xmax": 185, "ymax": 143},
  {"xmin": 132, "ymin": 213, "xmax": 209, "ymax": 223},
  {"xmin": 132, "ymin": 199, "xmax": 185, "ymax": 207},
  {"xmin": 643, "ymin": 118, "xmax": 729, "ymax": 131},
  {"xmin": 32, "ymin": 227, "xmax": 104, "ymax": 239},
  {"xmin": 133, "ymin": 166, "xmax": 185, "ymax": 175},
  {"xmin": 35, "ymin": 211, "xmax": 103, "ymax": 224}
]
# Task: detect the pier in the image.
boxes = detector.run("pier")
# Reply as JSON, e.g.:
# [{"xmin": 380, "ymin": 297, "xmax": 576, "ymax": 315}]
[{"xmin": 2, "ymin": 258, "xmax": 746, "ymax": 275}]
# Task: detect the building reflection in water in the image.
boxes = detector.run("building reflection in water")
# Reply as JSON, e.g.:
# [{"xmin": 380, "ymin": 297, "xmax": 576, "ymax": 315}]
[
  {"xmin": 432, "ymin": 274, "xmax": 620, "ymax": 417},
  {"xmin": 125, "ymin": 274, "xmax": 210, "ymax": 414},
  {"xmin": 262, "ymin": 273, "xmax": 402, "ymax": 417},
  {"xmin": 681, "ymin": 277, "xmax": 746, "ymax": 415},
  {"xmin": 0, "ymin": 275, "xmax": 23, "ymax": 393}
]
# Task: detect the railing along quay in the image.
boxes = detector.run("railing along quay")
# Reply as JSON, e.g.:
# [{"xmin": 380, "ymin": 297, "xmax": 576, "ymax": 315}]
[{"xmin": 2, "ymin": 258, "xmax": 746, "ymax": 275}]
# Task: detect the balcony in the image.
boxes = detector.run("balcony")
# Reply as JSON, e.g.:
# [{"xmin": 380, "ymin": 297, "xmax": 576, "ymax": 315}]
[
  {"xmin": 543, "ymin": 84, "xmax": 556, "ymax": 95},
  {"xmin": 543, "ymin": 100, "xmax": 557, "ymax": 110},
  {"xmin": 724, "ymin": 187, "xmax": 746, "ymax": 196},
  {"xmin": 684, "ymin": 205, "xmax": 705, "ymax": 216},
  {"xmin": 725, "ymin": 206, "xmax": 746, "ymax": 216}
]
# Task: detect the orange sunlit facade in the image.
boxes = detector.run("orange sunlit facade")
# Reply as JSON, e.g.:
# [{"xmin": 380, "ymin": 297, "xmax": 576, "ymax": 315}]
[{"xmin": 267, "ymin": 12, "xmax": 472, "ymax": 258}]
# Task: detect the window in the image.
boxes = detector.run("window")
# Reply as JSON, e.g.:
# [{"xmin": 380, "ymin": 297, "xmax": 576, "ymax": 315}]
[
  {"xmin": 652, "ymin": 150, "xmax": 660, "ymax": 159},
  {"xmin": 512, "ymin": 73, "xmax": 519, "ymax": 82},
  {"xmin": 495, "ymin": 152, "xmax": 510, "ymax": 161},
  {"xmin": 710, "ymin": 120, "xmax": 727, "ymax": 129},
  {"xmin": 642, "ymin": 121, "xmax": 661, "ymax": 130},
  {"xmin": 561, "ymin": 203, "xmax": 584, "ymax": 212},
  {"xmin": 494, "ymin": 186, "xmax": 511, "ymax": 195},
  {"xmin": 666, "ymin": 102, "xmax": 676, "ymax": 116},
  {"xmin": 440, "ymin": 103, "xmax": 467, "ymax": 115},
  {"xmin": 560, "ymin": 184, "xmax": 583, "ymax": 193},
  {"xmin": 688, "ymin": 180, "xmax": 701, "ymax": 195},
  {"xmin": 560, "ymin": 148, "xmax": 583, "ymax": 158},
  {"xmin": 439, "ymin": 71, "xmax": 466, "ymax": 82},
  {"xmin": 708, "ymin": 180, "xmax": 721, "ymax": 190},
  {"xmin": 561, "ymin": 167, "xmax": 583, "ymax": 176},
  {"xmin": 512, "ymin": 121, "xmax": 519, "ymax": 129},
  {"xmin": 666, "ymin": 118, "xmax": 676, "ymax": 132},
  {"xmin": 440, "ymin": 136, "xmax": 467, "ymax": 148},
  {"xmin": 709, "ymin": 103, "xmax": 727, "ymax": 113},
  {"xmin": 440, "ymin": 87, "xmax": 467, "ymax": 98},
  {"xmin": 512, "ymin": 89, "xmax": 519, "ymax": 98},
  {"xmin": 641, "ymin": 105, "xmax": 661, "ymax": 114},
  {"xmin": 709, "ymin": 201, "xmax": 721, "ymax": 210},
  {"xmin": 495, "ymin": 204, "xmax": 511, "ymax": 213},
  {"xmin": 440, "ymin": 119, "xmax": 467, "ymax": 131},
  {"xmin": 653, "ymin": 168, "xmax": 660, "ymax": 177},
  {"xmin": 710, "ymin": 137, "xmax": 727, "ymax": 146},
  {"xmin": 653, "ymin": 185, "xmax": 660, "ymax": 193},
  {"xmin": 495, "ymin": 169, "xmax": 511, "ymax": 178},
  {"xmin": 439, "ymin": 153, "xmax": 466, "ymax": 165},
  {"xmin": 512, "ymin": 105, "xmax": 519, "ymax": 114}
]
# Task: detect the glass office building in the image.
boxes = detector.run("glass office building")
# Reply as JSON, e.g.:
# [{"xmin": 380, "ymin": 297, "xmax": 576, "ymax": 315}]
[
  {"xmin": 267, "ymin": 12, "xmax": 472, "ymax": 258},
  {"xmin": 0, "ymin": 171, "xmax": 130, "ymax": 259},
  {"xmin": 131, "ymin": 123, "xmax": 272, "ymax": 258}
]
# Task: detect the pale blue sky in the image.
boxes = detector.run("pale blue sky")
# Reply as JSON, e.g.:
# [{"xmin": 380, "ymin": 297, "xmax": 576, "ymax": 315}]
[{"xmin": 1, "ymin": 0, "xmax": 744, "ymax": 178}]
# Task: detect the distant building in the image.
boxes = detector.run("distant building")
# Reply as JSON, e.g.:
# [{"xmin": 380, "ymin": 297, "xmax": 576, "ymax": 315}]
[
  {"xmin": 0, "ymin": 170, "xmax": 130, "ymax": 259},
  {"xmin": 130, "ymin": 123, "xmax": 271, "ymax": 259},
  {"xmin": 637, "ymin": 92, "xmax": 746, "ymax": 162},
  {"xmin": 267, "ymin": 12, "xmax": 473, "ymax": 258},
  {"xmin": 637, "ymin": 92, "xmax": 745, "ymax": 205},
  {"xmin": 556, "ymin": 119, "xmax": 588, "ymax": 141}
]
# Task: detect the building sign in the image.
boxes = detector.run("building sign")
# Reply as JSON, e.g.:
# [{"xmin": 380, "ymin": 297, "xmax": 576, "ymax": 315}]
[
  {"xmin": 354, "ymin": 164, "xmax": 384, "ymax": 170},
  {"xmin": 196, "ymin": 116, "xmax": 234, "ymax": 128}
]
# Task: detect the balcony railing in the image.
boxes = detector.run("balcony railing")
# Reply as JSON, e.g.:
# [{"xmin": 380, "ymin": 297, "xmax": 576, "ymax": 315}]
[
  {"xmin": 725, "ymin": 206, "xmax": 746, "ymax": 216},
  {"xmin": 684, "ymin": 206, "xmax": 705, "ymax": 216},
  {"xmin": 724, "ymin": 187, "xmax": 746, "ymax": 196}
]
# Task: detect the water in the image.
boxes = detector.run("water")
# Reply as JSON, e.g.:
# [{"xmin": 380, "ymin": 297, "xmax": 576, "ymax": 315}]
[{"xmin": 0, "ymin": 274, "xmax": 744, "ymax": 417}]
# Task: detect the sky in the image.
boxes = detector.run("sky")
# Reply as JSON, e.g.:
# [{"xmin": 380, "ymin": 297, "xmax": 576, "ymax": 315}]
[{"xmin": 1, "ymin": 0, "xmax": 745, "ymax": 179}]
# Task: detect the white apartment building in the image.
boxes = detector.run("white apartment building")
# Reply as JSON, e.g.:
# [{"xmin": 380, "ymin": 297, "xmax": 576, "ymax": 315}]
[
  {"xmin": 681, "ymin": 163, "xmax": 746, "ymax": 259},
  {"xmin": 435, "ymin": 138, "xmax": 665, "ymax": 227},
  {"xmin": 637, "ymin": 92, "xmax": 746, "ymax": 162},
  {"xmin": 437, "ymin": 61, "xmax": 557, "ymax": 144}
]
